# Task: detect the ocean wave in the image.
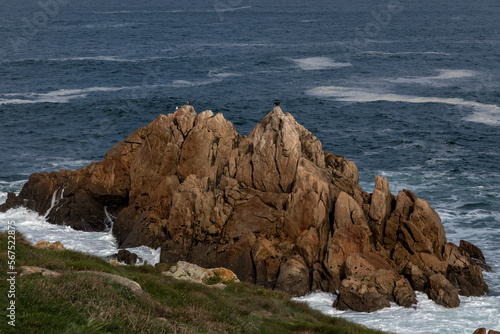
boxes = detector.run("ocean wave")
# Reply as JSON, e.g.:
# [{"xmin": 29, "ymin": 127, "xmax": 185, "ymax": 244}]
[
  {"xmin": 48, "ymin": 56, "xmax": 175, "ymax": 62},
  {"xmin": 364, "ymin": 51, "xmax": 451, "ymax": 56},
  {"xmin": 171, "ymin": 71, "xmax": 239, "ymax": 87},
  {"xmin": 388, "ymin": 69, "xmax": 478, "ymax": 86},
  {"xmin": 38, "ymin": 158, "xmax": 93, "ymax": 171},
  {"xmin": 0, "ymin": 86, "xmax": 142, "ymax": 105},
  {"xmin": 289, "ymin": 57, "xmax": 351, "ymax": 70},
  {"xmin": 307, "ymin": 85, "xmax": 500, "ymax": 126},
  {"xmin": 171, "ymin": 80, "xmax": 213, "ymax": 88},
  {"xmin": 94, "ymin": 11, "xmax": 132, "ymax": 14},
  {"xmin": 0, "ymin": 180, "xmax": 25, "ymax": 205},
  {"xmin": 464, "ymin": 109, "xmax": 500, "ymax": 126},
  {"xmin": 213, "ymin": 6, "xmax": 252, "ymax": 13},
  {"xmin": 207, "ymin": 71, "xmax": 240, "ymax": 78}
]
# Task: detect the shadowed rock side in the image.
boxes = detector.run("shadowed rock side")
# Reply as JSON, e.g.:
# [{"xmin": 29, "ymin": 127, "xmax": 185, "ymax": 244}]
[{"xmin": 1, "ymin": 106, "xmax": 489, "ymax": 312}]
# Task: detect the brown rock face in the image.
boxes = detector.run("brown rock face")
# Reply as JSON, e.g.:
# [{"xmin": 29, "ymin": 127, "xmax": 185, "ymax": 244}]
[
  {"xmin": 427, "ymin": 274, "xmax": 460, "ymax": 308},
  {"xmin": 0, "ymin": 106, "xmax": 489, "ymax": 311}
]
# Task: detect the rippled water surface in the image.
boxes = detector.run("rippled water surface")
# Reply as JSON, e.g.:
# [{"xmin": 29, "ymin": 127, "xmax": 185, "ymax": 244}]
[{"xmin": 1, "ymin": 1, "xmax": 499, "ymax": 332}]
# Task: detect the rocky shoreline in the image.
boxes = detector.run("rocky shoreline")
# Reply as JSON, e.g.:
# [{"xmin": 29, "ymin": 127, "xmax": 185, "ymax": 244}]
[{"xmin": 1, "ymin": 105, "xmax": 489, "ymax": 312}]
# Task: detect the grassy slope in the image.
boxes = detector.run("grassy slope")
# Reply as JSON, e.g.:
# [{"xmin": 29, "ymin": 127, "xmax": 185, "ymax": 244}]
[{"xmin": 0, "ymin": 232, "xmax": 387, "ymax": 334}]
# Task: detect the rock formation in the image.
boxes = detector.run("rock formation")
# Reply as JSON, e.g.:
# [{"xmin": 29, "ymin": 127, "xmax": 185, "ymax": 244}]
[
  {"xmin": 164, "ymin": 261, "xmax": 239, "ymax": 286},
  {"xmin": 473, "ymin": 329, "xmax": 500, "ymax": 334},
  {"xmin": 0, "ymin": 106, "xmax": 489, "ymax": 312}
]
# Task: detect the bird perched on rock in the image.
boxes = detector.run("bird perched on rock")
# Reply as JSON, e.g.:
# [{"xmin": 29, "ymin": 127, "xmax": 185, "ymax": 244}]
[
  {"xmin": 187, "ymin": 100, "xmax": 191, "ymax": 105},
  {"xmin": 273, "ymin": 101, "xmax": 280, "ymax": 106}
]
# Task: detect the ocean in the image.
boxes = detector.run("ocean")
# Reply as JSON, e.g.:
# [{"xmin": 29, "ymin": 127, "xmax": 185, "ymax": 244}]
[{"xmin": 0, "ymin": 0, "xmax": 499, "ymax": 332}]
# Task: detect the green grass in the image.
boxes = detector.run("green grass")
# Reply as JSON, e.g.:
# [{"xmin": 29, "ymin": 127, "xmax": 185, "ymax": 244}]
[{"xmin": 0, "ymin": 232, "xmax": 388, "ymax": 334}]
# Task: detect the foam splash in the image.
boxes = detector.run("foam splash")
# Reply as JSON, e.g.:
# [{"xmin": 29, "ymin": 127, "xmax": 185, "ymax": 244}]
[
  {"xmin": 364, "ymin": 51, "xmax": 450, "ymax": 56},
  {"xmin": 48, "ymin": 56, "xmax": 140, "ymax": 62},
  {"xmin": 214, "ymin": 6, "xmax": 252, "ymax": 13},
  {"xmin": 0, "ymin": 86, "xmax": 142, "ymax": 105},
  {"xmin": 389, "ymin": 69, "xmax": 478, "ymax": 86},
  {"xmin": 308, "ymin": 85, "xmax": 500, "ymax": 126},
  {"xmin": 293, "ymin": 292, "xmax": 500, "ymax": 334},
  {"xmin": 172, "ymin": 71, "xmax": 239, "ymax": 87},
  {"xmin": 290, "ymin": 57, "xmax": 351, "ymax": 70},
  {"xmin": 0, "ymin": 207, "xmax": 161, "ymax": 265}
]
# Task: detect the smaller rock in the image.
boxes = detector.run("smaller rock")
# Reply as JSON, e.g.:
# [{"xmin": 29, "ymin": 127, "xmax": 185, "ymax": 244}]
[
  {"xmin": 460, "ymin": 240, "xmax": 492, "ymax": 272},
  {"xmin": 210, "ymin": 283, "xmax": 227, "ymax": 290},
  {"xmin": 164, "ymin": 261, "xmax": 239, "ymax": 285},
  {"xmin": 488, "ymin": 330, "xmax": 500, "ymax": 334},
  {"xmin": 334, "ymin": 276, "xmax": 390, "ymax": 312},
  {"xmin": 446, "ymin": 264, "xmax": 489, "ymax": 297},
  {"xmin": 426, "ymin": 274, "xmax": 460, "ymax": 308},
  {"xmin": 106, "ymin": 250, "xmax": 143, "ymax": 265},
  {"xmin": 117, "ymin": 249, "xmax": 140, "ymax": 265},
  {"xmin": 21, "ymin": 266, "xmax": 60, "ymax": 277},
  {"xmin": 460, "ymin": 240, "xmax": 486, "ymax": 263},
  {"xmin": 78, "ymin": 271, "xmax": 142, "ymax": 295},
  {"xmin": 35, "ymin": 241, "xmax": 65, "ymax": 250}
]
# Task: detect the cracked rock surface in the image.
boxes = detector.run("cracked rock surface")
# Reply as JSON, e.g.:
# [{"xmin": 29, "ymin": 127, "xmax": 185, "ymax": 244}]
[{"xmin": 1, "ymin": 106, "xmax": 489, "ymax": 311}]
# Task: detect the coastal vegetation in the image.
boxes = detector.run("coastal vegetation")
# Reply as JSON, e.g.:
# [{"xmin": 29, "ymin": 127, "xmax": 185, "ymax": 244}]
[{"xmin": 0, "ymin": 232, "xmax": 387, "ymax": 334}]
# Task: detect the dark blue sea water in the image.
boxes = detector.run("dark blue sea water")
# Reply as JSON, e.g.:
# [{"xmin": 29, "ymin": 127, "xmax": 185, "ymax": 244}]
[{"xmin": 1, "ymin": 1, "xmax": 499, "ymax": 332}]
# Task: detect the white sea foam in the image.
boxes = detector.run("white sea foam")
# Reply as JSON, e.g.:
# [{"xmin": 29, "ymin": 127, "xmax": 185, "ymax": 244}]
[
  {"xmin": 48, "ymin": 56, "xmax": 130, "ymax": 62},
  {"xmin": 464, "ymin": 109, "xmax": 500, "ymax": 126},
  {"xmin": 0, "ymin": 207, "xmax": 161, "ymax": 265},
  {"xmin": 364, "ymin": 51, "xmax": 450, "ymax": 56},
  {"xmin": 290, "ymin": 57, "xmax": 351, "ymax": 70},
  {"xmin": 171, "ymin": 80, "xmax": 211, "ymax": 88},
  {"xmin": 389, "ymin": 69, "xmax": 478, "ymax": 86},
  {"xmin": 308, "ymin": 85, "xmax": 500, "ymax": 126},
  {"xmin": 293, "ymin": 291, "xmax": 500, "ymax": 334},
  {"xmin": 171, "ymin": 71, "xmax": 239, "ymax": 87},
  {"xmin": 207, "ymin": 71, "xmax": 239, "ymax": 78},
  {"xmin": 95, "ymin": 11, "xmax": 132, "ymax": 14},
  {"xmin": 47, "ymin": 56, "xmax": 174, "ymax": 62},
  {"xmin": 0, "ymin": 86, "xmax": 142, "ymax": 105},
  {"xmin": 0, "ymin": 56, "xmax": 177, "ymax": 63},
  {"xmin": 42, "ymin": 158, "xmax": 93, "ymax": 170},
  {"xmin": 214, "ymin": 6, "xmax": 252, "ymax": 13}
]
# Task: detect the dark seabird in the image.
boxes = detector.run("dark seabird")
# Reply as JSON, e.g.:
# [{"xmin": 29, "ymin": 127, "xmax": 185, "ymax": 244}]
[
  {"xmin": 187, "ymin": 100, "xmax": 191, "ymax": 105},
  {"xmin": 273, "ymin": 101, "xmax": 280, "ymax": 106}
]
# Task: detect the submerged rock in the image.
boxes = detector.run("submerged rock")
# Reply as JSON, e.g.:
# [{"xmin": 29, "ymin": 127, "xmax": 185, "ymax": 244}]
[{"xmin": 1, "ymin": 106, "xmax": 490, "ymax": 311}]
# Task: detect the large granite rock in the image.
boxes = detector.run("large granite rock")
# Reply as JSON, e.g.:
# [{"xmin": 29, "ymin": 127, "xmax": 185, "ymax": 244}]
[{"xmin": 0, "ymin": 106, "xmax": 489, "ymax": 311}]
